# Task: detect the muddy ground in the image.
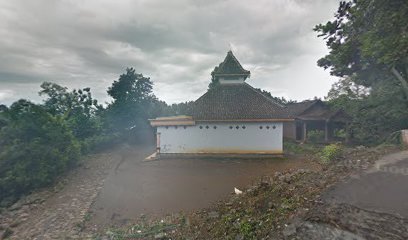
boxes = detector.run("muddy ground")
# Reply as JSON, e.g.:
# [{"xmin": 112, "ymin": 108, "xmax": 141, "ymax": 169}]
[
  {"xmin": 0, "ymin": 144, "xmax": 405, "ymax": 239},
  {"xmin": 89, "ymin": 146, "xmax": 318, "ymax": 230},
  {"xmin": 103, "ymin": 145, "xmax": 406, "ymax": 240},
  {"xmin": 0, "ymin": 143, "xmax": 318, "ymax": 239}
]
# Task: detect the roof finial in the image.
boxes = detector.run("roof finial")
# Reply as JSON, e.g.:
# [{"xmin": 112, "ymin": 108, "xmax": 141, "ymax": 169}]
[
  {"xmin": 228, "ymin": 42, "xmax": 233, "ymax": 52},
  {"xmin": 212, "ymin": 48, "xmax": 250, "ymax": 81}
]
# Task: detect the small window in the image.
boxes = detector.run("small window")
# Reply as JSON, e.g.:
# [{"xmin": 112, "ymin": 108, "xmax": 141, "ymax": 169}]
[
  {"xmin": 229, "ymin": 126, "xmax": 233, "ymax": 129},
  {"xmin": 199, "ymin": 126, "xmax": 203, "ymax": 129},
  {"xmin": 242, "ymin": 126, "xmax": 246, "ymax": 129},
  {"xmin": 213, "ymin": 126, "xmax": 217, "ymax": 129},
  {"xmin": 266, "ymin": 126, "xmax": 270, "ymax": 130},
  {"xmin": 175, "ymin": 126, "xmax": 178, "ymax": 129},
  {"xmin": 236, "ymin": 126, "xmax": 239, "ymax": 129},
  {"xmin": 165, "ymin": 126, "xmax": 169, "ymax": 129},
  {"xmin": 259, "ymin": 126, "xmax": 263, "ymax": 129},
  {"xmin": 272, "ymin": 125, "xmax": 276, "ymax": 129},
  {"xmin": 183, "ymin": 126, "xmax": 187, "ymax": 129}
]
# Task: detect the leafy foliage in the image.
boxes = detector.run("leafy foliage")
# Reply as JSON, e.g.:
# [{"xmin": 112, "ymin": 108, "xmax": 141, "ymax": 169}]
[
  {"xmin": 0, "ymin": 100, "xmax": 80, "ymax": 205},
  {"xmin": 317, "ymin": 0, "xmax": 408, "ymax": 144},
  {"xmin": 146, "ymin": 99, "xmax": 195, "ymax": 118},
  {"xmin": 106, "ymin": 68, "xmax": 154, "ymax": 132},
  {"xmin": 39, "ymin": 82, "xmax": 103, "ymax": 140},
  {"xmin": 208, "ymin": 68, "xmax": 220, "ymax": 90},
  {"xmin": 0, "ymin": 68, "xmax": 158, "ymax": 205},
  {"xmin": 254, "ymin": 88, "xmax": 296, "ymax": 105},
  {"xmin": 320, "ymin": 144, "xmax": 343, "ymax": 164},
  {"xmin": 283, "ymin": 140, "xmax": 321, "ymax": 155},
  {"xmin": 307, "ymin": 130, "xmax": 325, "ymax": 143},
  {"xmin": 314, "ymin": 0, "xmax": 408, "ymax": 93}
]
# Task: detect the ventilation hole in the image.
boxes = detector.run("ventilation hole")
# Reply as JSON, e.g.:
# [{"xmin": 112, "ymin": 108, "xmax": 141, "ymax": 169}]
[
  {"xmin": 213, "ymin": 126, "xmax": 217, "ymax": 129},
  {"xmin": 199, "ymin": 126, "xmax": 203, "ymax": 129},
  {"xmin": 236, "ymin": 126, "xmax": 239, "ymax": 129},
  {"xmin": 183, "ymin": 126, "xmax": 187, "ymax": 129},
  {"xmin": 242, "ymin": 126, "xmax": 246, "ymax": 129},
  {"xmin": 229, "ymin": 126, "xmax": 233, "ymax": 129},
  {"xmin": 266, "ymin": 126, "xmax": 270, "ymax": 129},
  {"xmin": 272, "ymin": 125, "xmax": 276, "ymax": 129},
  {"xmin": 259, "ymin": 126, "xmax": 263, "ymax": 129},
  {"xmin": 165, "ymin": 126, "xmax": 169, "ymax": 129},
  {"xmin": 175, "ymin": 126, "xmax": 178, "ymax": 129}
]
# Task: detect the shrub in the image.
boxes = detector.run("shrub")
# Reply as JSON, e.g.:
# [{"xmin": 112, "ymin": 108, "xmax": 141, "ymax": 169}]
[
  {"xmin": 307, "ymin": 130, "xmax": 325, "ymax": 143},
  {"xmin": 333, "ymin": 129, "xmax": 347, "ymax": 139},
  {"xmin": 283, "ymin": 140, "xmax": 321, "ymax": 155},
  {"xmin": 320, "ymin": 144, "xmax": 343, "ymax": 164},
  {"xmin": 239, "ymin": 220, "xmax": 256, "ymax": 239},
  {"xmin": 80, "ymin": 133, "xmax": 122, "ymax": 154},
  {"xmin": 0, "ymin": 100, "xmax": 80, "ymax": 205}
]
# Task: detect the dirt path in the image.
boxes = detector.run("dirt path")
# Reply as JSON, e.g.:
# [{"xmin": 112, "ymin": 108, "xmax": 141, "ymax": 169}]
[
  {"xmin": 323, "ymin": 150, "xmax": 408, "ymax": 217},
  {"xmin": 0, "ymin": 145, "xmax": 319, "ymax": 239},
  {"xmin": 87, "ymin": 148, "xmax": 318, "ymax": 231},
  {"xmin": 286, "ymin": 150, "xmax": 408, "ymax": 240},
  {"xmin": 0, "ymin": 149, "xmax": 122, "ymax": 240}
]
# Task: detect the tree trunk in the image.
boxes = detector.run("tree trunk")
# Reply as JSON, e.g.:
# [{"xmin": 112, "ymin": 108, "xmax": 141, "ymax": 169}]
[{"xmin": 391, "ymin": 67, "xmax": 408, "ymax": 99}]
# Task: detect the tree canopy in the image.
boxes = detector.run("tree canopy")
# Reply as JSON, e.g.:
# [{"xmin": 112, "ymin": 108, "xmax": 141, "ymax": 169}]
[
  {"xmin": 106, "ymin": 68, "xmax": 154, "ymax": 132},
  {"xmin": 39, "ymin": 82, "xmax": 102, "ymax": 139},
  {"xmin": 315, "ymin": 0, "xmax": 408, "ymax": 98},
  {"xmin": 317, "ymin": 0, "xmax": 408, "ymax": 144},
  {"xmin": 0, "ymin": 100, "xmax": 80, "ymax": 204}
]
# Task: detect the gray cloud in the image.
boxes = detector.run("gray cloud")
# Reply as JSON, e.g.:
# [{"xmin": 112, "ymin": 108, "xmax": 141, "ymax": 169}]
[{"xmin": 0, "ymin": 0, "xmax": 340, "ymax": 105}]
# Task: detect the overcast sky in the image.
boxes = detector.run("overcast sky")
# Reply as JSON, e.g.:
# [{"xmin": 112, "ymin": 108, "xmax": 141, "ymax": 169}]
[{"xmin": 0, "ymin": 0, "xmax": 340, "ymax": 105}]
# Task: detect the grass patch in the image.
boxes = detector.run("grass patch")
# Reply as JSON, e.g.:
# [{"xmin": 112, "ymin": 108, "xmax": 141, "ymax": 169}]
[
  {"xmin": 320, "ymin": 144, "xmax": 343, "ymax": 164},
  {"xmin": 105, "ymin": 221, "xmax": 179, "ymax": 239},
  {"xmin": 284, "ymin": 140, "xmax": 322, "ymax": 155}
]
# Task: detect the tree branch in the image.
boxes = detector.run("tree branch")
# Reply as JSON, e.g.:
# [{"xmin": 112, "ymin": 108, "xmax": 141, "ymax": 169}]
[{"xmin": 391, "ymin": 67, "xmax": 408, "ymax": 99}]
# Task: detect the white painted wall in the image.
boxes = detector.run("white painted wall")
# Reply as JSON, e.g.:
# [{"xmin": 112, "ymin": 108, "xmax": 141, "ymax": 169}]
[{"xmin": 157, "ymin": 122, "xmax": 283, "ymax": 154}]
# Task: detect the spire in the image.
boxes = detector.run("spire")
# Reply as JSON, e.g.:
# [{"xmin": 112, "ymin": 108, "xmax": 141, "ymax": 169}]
[{"xmin": 211, "ymin": 51, "xmax": 250, "ymax": 81}]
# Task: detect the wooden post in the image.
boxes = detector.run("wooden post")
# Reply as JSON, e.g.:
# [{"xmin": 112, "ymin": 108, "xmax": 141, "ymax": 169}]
[
  {"xmin": 345, "ymin": 122, "xmax": 351, "ymax": 144},
  {"xmin": 402, "ymin": 130, "xmax": 408, "ymax": 148},
  {"xmin": 302, "ymin": 121, "xmax": 307, "ymax": 143},
  {"xmin": 325, "ymin": 120, "xmax": 329, "ymax": 143}
]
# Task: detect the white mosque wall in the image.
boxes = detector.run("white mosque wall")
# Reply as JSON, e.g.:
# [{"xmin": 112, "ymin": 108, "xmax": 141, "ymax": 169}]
[{"xmin": 157, "ymin": 122, "xmax": 283, "ymax": 154}]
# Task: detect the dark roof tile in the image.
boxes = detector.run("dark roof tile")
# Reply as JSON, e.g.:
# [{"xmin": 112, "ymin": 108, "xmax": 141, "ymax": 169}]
[
  {"xmin": 191, "ymin": 83, "xmax": 291, "ymax": 121},
  {"xmin": 285, "ymin": 100, "xmax": 319, "ymax": 118},
  {"xmin": 212, "ymin": 51, "xmax": 250, "ymax": 79},
  {"xmin": 285, "ymin": 100, "xmax": 350, "ymax": 121}
]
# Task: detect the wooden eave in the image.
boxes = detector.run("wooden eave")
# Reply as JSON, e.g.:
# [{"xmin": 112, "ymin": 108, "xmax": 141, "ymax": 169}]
[{"xmin": 149, "ymin": 115, "xmax": 196, "ymax": 127}]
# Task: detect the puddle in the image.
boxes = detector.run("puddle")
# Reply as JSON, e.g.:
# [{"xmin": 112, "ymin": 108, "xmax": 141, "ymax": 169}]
[{"xmin": 90, "ymin": 145, "xmax": 317, "ymax": 227}]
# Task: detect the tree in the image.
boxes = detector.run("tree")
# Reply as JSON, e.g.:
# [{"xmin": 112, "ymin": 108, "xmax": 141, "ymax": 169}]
[
  {"xmin": 208, "ymin": 66, "xmax": 220, "ymax": 90},
  {"xmin": 254, "ymin": 88, "xmax": 296, "ymax": 105},
  {"xmin": 0, "ymin": 100, "xmax": 80, "ymax": 204},
  {"xmin": 314, "ymin": 0, "xmax": 408, "ymax": 99},
  {"xmin": 326, "ymin": 77, "xmax": 369, "ymax": 101},
  {"xmin": 39, "ymin": 82, "xmax": 102, "ymax": 139},
  {"xmin": 169, "ymin": 101, "xmax": 195, "ymax": 115},
  {"xmin": 316, "ymin": 0, "xmax": 408, "ymax": 144},
  {"xmin": 106, "ymin": 68, "xmax": 154, "ymax": 132},
  {"xmin": 146, "ymin": 99, "xmax": 195, "ymax": 118},
  {"xmin": 0, "ymin": 105, "xmax": 8, "ymax": 129}
]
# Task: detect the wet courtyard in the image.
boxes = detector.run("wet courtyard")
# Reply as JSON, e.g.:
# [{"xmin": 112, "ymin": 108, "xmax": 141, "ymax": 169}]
[{"xmin": 89, "ymin": 145, "xmax": 317, "ymax": 228}]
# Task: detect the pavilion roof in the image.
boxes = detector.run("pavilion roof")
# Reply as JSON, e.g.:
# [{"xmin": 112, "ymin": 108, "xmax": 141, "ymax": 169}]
[
  {"xmin": 211, "ymin": 51, "xmax": 250, "ymax": 80},
  {"xmin": 285, "ymin": 100, "xmax": 320, "ymax": 117},
  {"xmin": 285, "ymin": 100, "xmax": 350, "ymax": 122}
]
